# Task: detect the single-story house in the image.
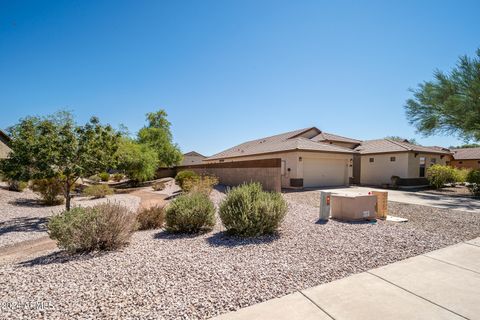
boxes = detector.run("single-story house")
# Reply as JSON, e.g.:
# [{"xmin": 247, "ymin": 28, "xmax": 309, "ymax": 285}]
[
  {"xmin": 204, "ymin": 127, "xmax": 356, "ymax": 188},
  {"xmin": 0, "ymin": 129, "xmax": 11, "ymax": 159},
  {"xmin": 449, "ymin": 148, "xmax": 480, "ymax": 169},
  {"xmin": 181, "ymin": 151, "xmax": 206, "ymax": 166},
  {"xmin": 354, "ymin": 139, "xmax": 452, "ymax": 186}
]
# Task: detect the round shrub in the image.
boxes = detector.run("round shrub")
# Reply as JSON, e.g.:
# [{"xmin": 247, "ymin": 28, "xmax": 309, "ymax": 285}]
[
  {"xmin": 152, "ymin": 181, "xmax": 166, "ymax": 191},
  {"xmin": 453, "ymin": 168, "xmax": 470, "ymax": 184},
  {"xmin": 48, "ymin": 202, "xmax": 136, "ymax": 253},
  {"xmin": 175, "ymin": 170, "xmax": 199, "ymax": 190},
  {"xmin": 7, "ymin": 180, "xmax": 28, "ymax": 192},
  {"xmin": 137, "ymin": 205, "xmax": 165, "ymax": 230},
  {"xmin": 98, "ymin": 172, "xmax": 110, "ymax": 182},
  {"xmin": 219, "ymin": 182, "xmax": 287, "ymax": 237},
  {"xmin": 426, "ymin": 164, "xmax": 455, "ymax": 189},
  {"xmin": 31, "ymin": 178, "xmax": 64, "ymax": 205},
  {"xmin": 467, "ymin": 169, "xmax": 480, "ymax": 196},
  {"xmin": 165, "ymin": 192, "xmax": 215, "ymax": 233},
  {"xmin": 83, "ymin": 184, "xmax": 114, "ymax": 198},
  {"xmin": 112, "ymin": 173, "xmax": 124, "ymax": 182}
]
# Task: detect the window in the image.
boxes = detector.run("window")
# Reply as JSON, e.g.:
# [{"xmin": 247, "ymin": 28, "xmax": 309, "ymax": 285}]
[
  {"xmin": 431, "ymin": 158, "xmax": 436, "ymax": 164},
  {"xmin": 419, "ymin": 157, "xmax": 426, "ymax": 177},
  {"xmin": 459, "ymin": 161, "xmax": 463, "ymax": 164},
  {"xmin": 390, "ymin": 156, "xmax": 396, "ymax": 162},
  {"xmin": 219, "ymin": 159, "xmax": 224, "ymax": 163},
  {"xmin": 369, "ymin": 158, "xmax": 374, "ymax": 163}
]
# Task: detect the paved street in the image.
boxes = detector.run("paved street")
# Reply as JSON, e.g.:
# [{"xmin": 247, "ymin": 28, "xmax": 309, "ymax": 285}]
[{"xmin": 212, "ymin": 238, "xmax": 480, "ymax": 320}]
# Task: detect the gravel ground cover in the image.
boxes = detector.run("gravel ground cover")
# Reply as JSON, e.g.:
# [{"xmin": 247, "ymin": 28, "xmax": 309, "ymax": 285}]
[
  {"xmin": 0, "ymin": 187, "xmax": 479, "ymax": 319},
  {"xmin": 0, "ymin": 184, "xmax": 140, "ymax": 248}
]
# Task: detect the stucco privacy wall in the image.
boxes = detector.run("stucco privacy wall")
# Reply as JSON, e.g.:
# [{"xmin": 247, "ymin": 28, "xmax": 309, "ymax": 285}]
[{"xmin": 177, "ymin": 158, "xmax": 281, "ymax": 192}]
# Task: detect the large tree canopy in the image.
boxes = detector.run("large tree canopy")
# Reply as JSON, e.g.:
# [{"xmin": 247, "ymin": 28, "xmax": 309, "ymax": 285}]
[
  {"xmin": 405, "ymin": 49, "xmax": 480, "ymax": 142},
  {"xmin": 137, "ymin": 109, "xmax": 183, "ymax": 167},
  {"xmin": 0, "ymin": 112, "xmax": 120, "ymax": 210}
]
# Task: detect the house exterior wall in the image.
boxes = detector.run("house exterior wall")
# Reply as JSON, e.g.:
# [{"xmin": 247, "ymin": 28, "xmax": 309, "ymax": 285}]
[
  {"xmin": 205, "ymin": 150, "xmax": 353, "ymax": 188},
  {"xmin": 360, "ymin": 153, "xmax": 409, "ymax": 185},
  {"xmin": 450, "ymin": 159, "xmax": 480, "ymax": 169},
  {"xmin": 181, "ymin": 155, "xmax": 205, "ymax": 166},
  {"xmin": 407, "ymin": 152, "xmax": 447, "ymax": 178},
  {"xmin": 0, "ymin": 140, "xmax": 11, "ymax": 159}
]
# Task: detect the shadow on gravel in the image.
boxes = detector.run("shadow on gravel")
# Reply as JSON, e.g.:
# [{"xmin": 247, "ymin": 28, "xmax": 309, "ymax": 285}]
[
  {"xmin": 0, "ymin": 217, "xmax": 49, "ymax": 235},
  {"xmin": 206, "ymin": 231, "xmax": 279, "ymax": 248},
  {"xmin": 8, "ymin": 198, "xmax": 45, "ymax": 207},
  {"xmin": 19, "ymin": 251, "xmax": 103, "ymax": 267},
  {"xmin": 154, "ymin": 230, "xmax": 205, "ymax": 240}
]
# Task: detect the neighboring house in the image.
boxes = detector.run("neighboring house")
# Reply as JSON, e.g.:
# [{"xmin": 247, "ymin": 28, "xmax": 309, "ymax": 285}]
[
  {"xmin": 449, "ymin": 148, "xmax": 480, "ymax": 169},
  {"xmin": 0, "ymin": 129, "xmax": 11, "ymax": 159},
  {"xmin": 354, "ymin": 139, "xmax": 451, "ymax": 186},
  {"xmin": 204, "ymin": 127, "xmax": 356, "ymax": 188},
  {"xmin": 181, "ymin": 151, "xmax": 207, "ymax": 166}
]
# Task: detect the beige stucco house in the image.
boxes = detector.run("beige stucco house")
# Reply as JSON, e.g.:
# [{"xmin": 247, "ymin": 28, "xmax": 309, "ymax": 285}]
[
  {"xmin": 181, "ymin": 151, "xmax": 206, "ymax": 166},
  {"xmin": 449, "ymin": 148, "xmax": 480, "ymax": 169},
  {"xmin": 354, "ymin": 139, "xmax": 452, "ymax": 186},
  {"xmin": 0, "ymin": 129, "xmax": 11, "ymax": 159},
  {"xmin": 204, "ymin": 127, "xmax": 357, "ymax": 188}
]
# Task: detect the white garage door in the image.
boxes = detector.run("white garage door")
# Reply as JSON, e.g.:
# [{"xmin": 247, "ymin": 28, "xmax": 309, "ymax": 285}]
[{"xmin": 303, "ymin": 158, "xmax": 347, "ymax": 187}]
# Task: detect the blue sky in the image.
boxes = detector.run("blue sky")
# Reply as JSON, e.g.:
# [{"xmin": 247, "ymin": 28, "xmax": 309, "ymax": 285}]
[{"xmin": 1, "ymin": 0, "xmax": 479, "ymax": 155}]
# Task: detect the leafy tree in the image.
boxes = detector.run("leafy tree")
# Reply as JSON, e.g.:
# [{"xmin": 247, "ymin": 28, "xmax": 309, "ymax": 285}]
[
  {"xmin": 384, "ymin": 136, "xmax": 418, "ymax": 145},
  {"xmin": 0, "ymin": 112, "xmax": 120, "ymax": 210},
  {"xmin": 405, "ymin": 49, "xmax": 480, "ymax": 142},
  {"xmin": 116, "ymin": 138, "xmax": 158, "ymax": 183},
  {"xmin": 137, "ymin": 110, "xmax": 183, "ymax": 167},
  {"xmin": 449, "ymin": 143, "xmax": 480, "ymax": 149}
]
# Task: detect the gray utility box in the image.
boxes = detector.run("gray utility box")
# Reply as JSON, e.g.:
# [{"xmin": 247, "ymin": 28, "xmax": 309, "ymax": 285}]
[{"xmin": 319, "ymin": 192, "xmax": 331, "ymax": 221}]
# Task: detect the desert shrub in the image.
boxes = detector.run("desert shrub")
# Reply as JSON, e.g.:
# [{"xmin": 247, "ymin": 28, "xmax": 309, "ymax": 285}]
[
  {"xmin": 98, "ymin": 172, "xmax": 110, "ymax": 182},
  {"xmin": 152, "ymin": 181, "xmax": 166, "ymax": 191},
  {"xmin": 467, "ymin": 169, "xmax": 480, "ymax": 196},
  {"xmin": 183, "ymin": 175, "xmax": 219, "ymax": 194},
  {"xmin": 83, "ymin": 184, "xmax": 114, "ymax": 198},
  {"xmin": 165, "ymin": 192, "xmax": 215, "ymax": 233},
  {"xmin": 112, "ymin": 173, "xmax": 124, "ymax": 182},
  {"xmin": 31, "ymin": 178, "xmax": 64, "ymax": 205},
  {"xmin": 426, "ymin": 164, "xmax": 456, "ymax": 189},
  {"xmin": 7, "ymin": 180, "xmax": 28, "ymax": 192},
  {"xmin": 89, "ymin": 175, "xmax": 101, "ymax": 183},
  {"xmin": 137, "ymin": 205, "xmax": 165, "ymax": 230},
  {"xmin": 453, "ymin": 168, "xmax": 470, "ymax": 184},
  {"xmin": 48, "ymin": 202, "xmax": 136, "ymax": 253},
  {"xmin": 219, "ymin": 182, "xmax": 287, "ymax": 237},
  {"xmin": 175, "ymin": 170, "xmax": 199, "ymax": 190}
]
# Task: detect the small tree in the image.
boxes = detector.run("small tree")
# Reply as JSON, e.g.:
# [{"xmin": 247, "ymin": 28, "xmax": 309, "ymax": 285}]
[
  {"xmin": 0, "ymin": 112, "xmax": 120, "ymax": 210},
  {"xmin": 116, "ymin": 138, "xmax": 158, "ymax": 183},
  {"xmin": 137, "ymin": 109, "xmax": 183, "ymax": 167}
]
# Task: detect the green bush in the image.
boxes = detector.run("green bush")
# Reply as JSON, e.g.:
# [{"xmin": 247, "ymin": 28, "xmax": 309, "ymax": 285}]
[
  {"xmin": 426, "ymin": 164, "xmax": 456, "ymax": 189},
  {"xmin": 219, "ymin": 182, "xmax": 287, "ymax": 237},
  {"xmin": 453, "ymin": 168, "xmax": 470, "ymax": 184},
  {"xmin": 89, "ymin": 175, "xmax": 101, "ymax": 183},
  {"xmin": 137, "ymin": 205, "xmax": 165, "ymax": 230},
  {"xmin": 165, "ymin": 192, "xmax": 215, "ymax": 233},
  {"xmin": 31, "ymin": 178, "xmax": 64, "ymax": 205},
  {"xmin": 47, "ymin": 203, "xmax": 136, "ymax": 253},
  {"xmin": 83, "ymin": 184, "xmax": 114, "ymax": 198},
  {"xmin": 112, "ymin": 173, "xmax": 124, "ymax": 182},
  {"xmin": 98, "ymin": 172, "xmax": 110, "ymax": 182},
  {"xmin": 7, "ymin": 180, "xmax": 28, "ymax": 192},
  {"xmin": 175, "ymin": 170, "xmax": 199, "ymax": 190},
  {"xmin": 467, "ymin": 169, "xmax": 480, "ymax": 196},
  {"xmin": 116, "ymin": 138, "xmax": 159, "ymax": 183}
]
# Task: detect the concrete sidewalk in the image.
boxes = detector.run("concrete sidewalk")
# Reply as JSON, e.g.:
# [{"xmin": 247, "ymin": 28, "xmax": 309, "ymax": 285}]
[{"xmin": 212, "ymin": 238, "xmax": 480, "ymax": 320}]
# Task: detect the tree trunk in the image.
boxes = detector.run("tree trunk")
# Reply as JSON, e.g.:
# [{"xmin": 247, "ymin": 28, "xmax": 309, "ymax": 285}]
[{"xmin": 65, "ymin": 180, "xmax": 71, "ymax": 211}]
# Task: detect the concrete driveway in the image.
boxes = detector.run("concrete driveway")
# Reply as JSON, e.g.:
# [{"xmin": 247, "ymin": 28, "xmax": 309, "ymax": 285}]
[{"xmin": 318, "ymin": 186, "xmax": 480, "ymax": 213}]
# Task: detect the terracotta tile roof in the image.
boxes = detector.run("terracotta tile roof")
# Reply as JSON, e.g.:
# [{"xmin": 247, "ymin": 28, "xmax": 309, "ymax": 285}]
[
  {"xmin": 355, "ymin": 139, "xmax": 452, "ymax": 155},
  {"xmin": 311, "ymin": 132, "xmax": 361, "ymax": 144},
  {"xmin": 451, "ymin": 147, "xmax": 480, "ymax": 160},
  {"xmin": 206, "ymin": 127, "xmax": 355, "ymax": 160}
]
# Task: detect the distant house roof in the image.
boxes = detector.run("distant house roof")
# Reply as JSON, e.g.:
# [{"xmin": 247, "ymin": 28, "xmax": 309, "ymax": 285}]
[
  {"xmin": 355, "ymin": 139, "xmax": 452, "ymax": 155},
  {"xmin": 311, "ymin": 132, "xmax": 361, "ymax": 144},
  {"xmin": 183, "ymin": 151, "xmax": 206, "ymax": 158},
  {"xmin": 0, "ymin": 129, "xmax": 11, "ymax": 146},
  {"xmin": 451, "ymin": 147, "xmax": 480, "ymax": 160},
  {"xmin": 206, "ymin": 127, "xmax": 356, "ymax": 160}
]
